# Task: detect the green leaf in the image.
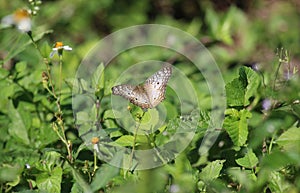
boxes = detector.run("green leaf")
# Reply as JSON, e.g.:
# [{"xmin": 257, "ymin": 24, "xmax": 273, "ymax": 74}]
[
  {"xmin": 291, "ymin": 101, "xmax": 300, "ymax": 119},
  {"xmin": 70, "ymin": 166, "xmax": 92, "ymax": 193},
  {"xmin": 35, "ymin": 151, "xmax": 61, "ymax": 172},
  {"xmin": 226, "ymin": 67, "xmax": 260, "ymax": 107},
  {"xmin": 268, "ymin": 171, "xmax": 293, "ymax": 193},
  {"xmin": 92, "ymin": 63, "xmax": 105, "ymax": 98},
  {"xmin": 90, "ymin": 164, "xmax": 120, "ymax": 191},
  {"xmin": 227, "ymin": 167, "xmax": 257, "ymax": 190},
  {"xmin": 114, "ymin": 135, "xmax": 134, "ymax": 147},
  {"xmin": 199, "ymin": 160, "xmax": 225, "ymax": 182},
  {"xmin": 276, "ymin": 126, "xmax": 300, "ymax": 153},
  {"xmin": 223, "ymin": 109, "xmax": 251, "ymax": 147},
  {"xmin": 90, "ymin": 150, "xmax": 122, "ymax": 191},
  {"xmin": 139, "ymin": 108, "xmax": 160, "ymax": 131},
  {"xmin": 36, "ymin": 167, "xmax": 62, "ymax": 192},
  {"xmin": 40, "ymin": 41, "xmax": 52, "ymax": 58},
  {"xmin": 71, "ymin": 182, "xmax": 84, "ymax": 193},
  {"xmin": 205, "ymin": 8, "xmax": 220, "ymax": 38},
  {"xmin": 0, "ymin": 164, "xmax": 22, "ymax": 184},
  {"xmin": 66, "ymin": 78, "xmax": 93, "ymax": 94},
  {"xmin": 235, "ymin": 149, "xmax": 258, "ymax": 168},
  {"xmin": 0, "ymin": 68, "xmax": 9, "ymax": 79},
  {"xmin": 226, "ymin": 77, "xmax": 246, "ymax": 106},
  {"xmin": 15, "ymin": 61, "xmax": 27, "ymax": 73},
  {"xmin": 7, "ymin": 101, "xmax": 30, "ymax": 145},
  {"xmin": 261, "ymin": 151, "xmax": 299, "ymax": 170},
  {"xmin": 243, "ymin": 67, "xmax": 260, "ymax": 105}
]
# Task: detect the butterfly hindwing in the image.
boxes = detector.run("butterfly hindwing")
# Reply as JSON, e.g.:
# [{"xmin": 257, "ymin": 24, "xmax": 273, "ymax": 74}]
[{"xmin": 112, "ymin": 84, "xmax": 151, "ymax": 109}]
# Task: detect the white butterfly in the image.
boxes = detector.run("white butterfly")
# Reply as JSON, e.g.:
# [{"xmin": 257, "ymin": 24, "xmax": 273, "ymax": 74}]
[{"xmin": 112, "ymin": 64, "xmax": 172, "ymax": 109}]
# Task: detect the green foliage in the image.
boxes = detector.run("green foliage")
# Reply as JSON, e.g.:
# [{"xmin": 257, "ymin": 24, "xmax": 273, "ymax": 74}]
[
  {"xmin": 226, "ymin": 66, "xmax": 260, "ymax": 107},
  {"xmin": 277, "ymin": 126, "xmax": 300, "ymax": 153},
  {"xmin": 0, "ymin": 0, "xmax": 300, "ymax": 193},
  {"xmin": 199, "ymin": 160, "xmax": 225, "ymax": 182},
  {"xmin": 224, "ymin": 108, "xmax": 252, "ymax": 147},
  {"xmin": 235, "ymin": 149, "xmax": 258, "ymax": 168}
]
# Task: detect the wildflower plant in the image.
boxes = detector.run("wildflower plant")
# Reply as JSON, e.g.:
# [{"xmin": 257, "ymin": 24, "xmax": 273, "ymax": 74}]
[{"xmin": 1, "ymin": 9, "xmax": 32, "ymax": 33}]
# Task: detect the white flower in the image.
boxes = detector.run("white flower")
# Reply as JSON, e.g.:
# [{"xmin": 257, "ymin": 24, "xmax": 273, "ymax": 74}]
[
  {"xmin": 1, "ymin": 9, "xmax": 32, "ymax": 33},
  {"xmin": 91, "ymin": 137, "xmax": 100, "ymax": 153},
  {"xmin": 25, "ymin": 163, "xmax": 31, "ymax": 169},
  {"xmin": 50, "ymin": 42, "xmax": 73, "ymax": 58}
]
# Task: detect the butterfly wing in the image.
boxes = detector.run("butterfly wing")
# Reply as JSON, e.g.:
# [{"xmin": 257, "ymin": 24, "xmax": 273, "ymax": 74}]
[
  {"xmin": 112, "ymin": 84, "xmax": 151, "ymax": 109},
  {"xmin": 144, "ymin": 64, "xmax": 172, "ymax": 108}
]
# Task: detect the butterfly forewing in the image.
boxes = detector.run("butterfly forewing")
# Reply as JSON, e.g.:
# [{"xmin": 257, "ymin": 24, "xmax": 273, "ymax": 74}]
[
  {"xmin": 112, "ymin": 65, "xmax": 172, "ymax": 109},
  {"xmin": 144, "ymin": 65, "xmax": 172, "ymax": 107}
]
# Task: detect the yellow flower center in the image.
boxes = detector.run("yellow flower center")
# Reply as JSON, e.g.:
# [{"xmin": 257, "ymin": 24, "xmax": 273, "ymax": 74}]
[
  {"xmin": 54, "ymin": 42, "xmax": 64, "ymax": 48},
  {"xmin": 13, "ymin": 9, "xmax": 30, "ymax": 22},
  {"xmin": 91, "ymin": 137, "xmax": 100, "ymax": 144}
]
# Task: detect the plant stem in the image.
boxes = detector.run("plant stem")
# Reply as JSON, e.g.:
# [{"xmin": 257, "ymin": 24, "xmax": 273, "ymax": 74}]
[
  {"xmin": 93, "ymin": 146, "xmax": 99, "ymax": 176},
  {"xmin": 27, "ymin": 32, "xmax": 72, "ymax": 162},
  {"xmin": 128, "ymin": 110, "xmax": 146, "ymax": 172},
  {"xmin": 59, "ymin": 55, "xmax": 63, "ymax": 98},
  {"xmin": 27, "ymin": 32, "xmax": 57, "ymax": 98},
  {"xmin": 273, "ymin": 61, "xmax": 282, "ymax": 92}
]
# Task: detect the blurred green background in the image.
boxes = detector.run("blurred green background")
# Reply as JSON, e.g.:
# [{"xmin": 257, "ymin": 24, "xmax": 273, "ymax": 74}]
[{"xmin": 1, "ymin": 0, "xmax": 300, "ymax": 73}]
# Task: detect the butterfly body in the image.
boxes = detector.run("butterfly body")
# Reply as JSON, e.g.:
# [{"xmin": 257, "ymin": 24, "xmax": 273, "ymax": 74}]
[{"xmin": 112, "ymin": 65, "xmax": 172, "ymax": 109}]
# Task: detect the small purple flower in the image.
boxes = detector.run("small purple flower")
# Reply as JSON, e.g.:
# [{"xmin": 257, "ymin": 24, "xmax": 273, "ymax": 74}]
[
  {"xmin": 170, "ymin": 184, "xmax": 180, "ymax": 193},
  {"xmin": 262, "ymin": 99, "xmax": 272, "ymax": 111}
]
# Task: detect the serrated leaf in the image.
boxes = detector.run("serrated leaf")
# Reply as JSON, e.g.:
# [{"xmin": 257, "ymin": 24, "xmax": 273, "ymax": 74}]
[
  {"xmin": 236, "ymin": 149, "xmax": 258, "ymax": 168},
  {"xmin": 226, "ymin": 67, "xmax": 260, "ymax": 107},
  {"xmin": 242, "ymin": 67, "xmax": 260, "ymax": 105},
  {"xmin": 199, "ymin": 160, "xmax": 225, "ymax": 182},
  {"xmin": 223, "ymin": 109, "xmax": 252, "ymax": 147},
  {"xmin": 225, "ymin": 77, "xmax": 246, "ymax": 106},
  {"xmin": 35, "ymin": 151, "xmax": 61, "ymax": 172},
  {"xmin": 36, "ymin": 167, "xmax": 62, "ymax": 193},
  {"xmin": 277, "ymin": 126, "xmax": 300, "ymax": 153}
]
